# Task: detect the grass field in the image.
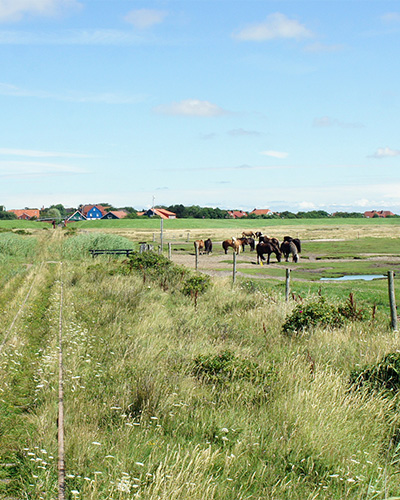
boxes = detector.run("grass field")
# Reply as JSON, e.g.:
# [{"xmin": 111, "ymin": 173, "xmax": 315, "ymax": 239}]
[{"xmin": 1, "ymin": 221, "xmax": 400, "ymax": 499}]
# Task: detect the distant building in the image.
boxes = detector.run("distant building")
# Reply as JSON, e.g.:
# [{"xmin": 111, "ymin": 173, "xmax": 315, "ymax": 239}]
[
  {"xmin": 227, "ymin": 210, "xmax": 248, "ymax": 219},
  {"xmin": 8, "ymin": 209, "xmax": 40, "ymax": 220},
  {"xmin": 138, "ymin": 208, "xmax": 177, "ymax": 219},
  {"xmin": 80, "ymin": 205, "xmax": 107, "ymax": 220},
  {"xmin": 249, "ymin": 208, "xmax": 273, "ymax": 217},
  {"xmin": 101, "ymin": 210, "xmax": 128, "ymax": 220},
  {"xmin": 66, "ymin": 210, "xmax": 87, "ymax": 222},
  {"xmin": 364, "ymin": 210, "xmax": 395, "ymax": 218}
]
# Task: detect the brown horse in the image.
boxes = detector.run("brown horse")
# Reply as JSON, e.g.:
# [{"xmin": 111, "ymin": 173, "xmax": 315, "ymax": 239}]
[
  {"xmin": 222, "ymin": 237, "xmax": 248, "ymax": 255},
  {"xmin": 256, "ymin": 241, "xmax": 282, "ymax": 265},
  {"xmin": 194, "ymin": 240, "xmax": 205, "ymax": 254},
  {"xmin": 242, "ymin": 230, "xmax": 255, "ymax": 238}
]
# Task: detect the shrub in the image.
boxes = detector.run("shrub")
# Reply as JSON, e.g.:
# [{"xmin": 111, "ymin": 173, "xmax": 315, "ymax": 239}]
[
  {"xmin": 193, "ymin": 350, "xmax": 261, "ymax": 383},
  {"xmin": 282, "ymin": 297, "xmax": 343, "ymax": 335},
  {"xmin": 182, "ymin": 274, "xmax": 210, "ymax": 297},
  {"xmin": 350, "ymin": 353, "xmax": 400, "ymax": 394},
  {"xmin": 129, "ymin": 251, "xmax": 172, "ymax": 272}
]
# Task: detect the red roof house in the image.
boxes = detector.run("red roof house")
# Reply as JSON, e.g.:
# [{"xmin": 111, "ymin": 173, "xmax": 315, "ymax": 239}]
[
  {"xmin": 139, "ymin": 208, "xmax": 177, "ymax": 219},
  {"xmin": 249, "ymin": 209, "xmax": 272, "ymax": 216},
  {"xmin": 228, "ymin": 210, "xmax": 248, "ymax": 219},
  {"xmin": 364, "ymin": 210, "xmax": 395, "ymax": 218},
  {"xmin": 8, "ymin": 209, "xmax": 40, "ymax": 220}
]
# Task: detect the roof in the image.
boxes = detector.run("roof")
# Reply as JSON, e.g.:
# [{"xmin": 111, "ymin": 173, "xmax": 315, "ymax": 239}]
[
  {"xmin": 139, "ymin": 208, "xmax": 177, "ymax": 219},
  {"xmin": 250, "ymin": 209, "xmax": 272, "ymax": 216},
  {"xmin": 82, "ymin": 205, "xmax": 107, "ymax": 216},
  {"xmin": 364, "ymin": 210, "xmax": 395, "ymax": 218},
  {"xmin": 108, "ymin": 210, "xmax": 128, "ymax": 219},
  {"xmin": 8, "ymin": 209, "xmax": 40, "ymax": 219},
  {"xmin": 228, "ymin": 210, "xmax": 248, "ymax": 218}
]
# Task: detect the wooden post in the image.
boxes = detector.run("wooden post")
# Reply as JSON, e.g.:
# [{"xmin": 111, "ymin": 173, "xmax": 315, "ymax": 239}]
[
  {"xmin": 187, "ymin": 232, "xmax": 190, "ymax": 242},
  {"xmin": 233, "ymin": 252, "xmax": 237, "ymax": 284},
  {"xmin": 160, "ymin": 219, "xmax": 164, "ymax": 253},
  {"xmin": 195, "ymin": 243, "xmax": 199, "ymax": 271},
  {"xmin": 285, "ymin": 268, "xmax": 291, "ymax": 302},
  {"xmin": 152, "ymin": 232, "xmax": 156, "ymax": 242},
  {"xmin": 168, "ymin": 242, "xmax": 172, "ymax": 259},
  {"xmin": 388, "ymin": 271, "xmax": 398, "ymax": 331}
]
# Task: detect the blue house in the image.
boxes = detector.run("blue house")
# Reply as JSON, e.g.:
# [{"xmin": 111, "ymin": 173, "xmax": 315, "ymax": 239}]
[{"xmin": 82, "ymin": 205, "xmax": 106, "ymax": 220}]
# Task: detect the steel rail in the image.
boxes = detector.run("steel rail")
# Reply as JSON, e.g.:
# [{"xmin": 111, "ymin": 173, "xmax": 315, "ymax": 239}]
[
  {"xmin": 0, "ymin": 262, "xmax": 44, "ymax": 354},
  {"xmin": 58, "ymin": 263, "xmax": 66, "ymax": 499}
]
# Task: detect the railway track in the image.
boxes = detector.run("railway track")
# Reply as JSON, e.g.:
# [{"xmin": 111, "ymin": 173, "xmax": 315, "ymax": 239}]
[{"xmin": 0, "ymin": 260, "xmax": 67, "ymax": 499}]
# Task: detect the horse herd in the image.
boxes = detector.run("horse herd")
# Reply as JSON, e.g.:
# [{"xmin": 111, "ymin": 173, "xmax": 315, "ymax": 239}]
[{"xmin": 194, "ymin": 231, "xmax": 301, "ymax": 265}]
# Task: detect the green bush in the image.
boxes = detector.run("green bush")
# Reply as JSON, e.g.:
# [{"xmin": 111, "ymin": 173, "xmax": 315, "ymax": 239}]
[
  {"xmin": 282, "ymin": 295, "xmax": 369, "ymax": 335},
  {"xmin": 129, "ymin": 251, "xmax": 172, "ymax": 271},
  {"xmin": 182, "ymin": 274, "xmax": 210, "ymax": 296},
  {"xmin": 350, "ymin": 352, "xmax": 400, "ymax": 394},
  {"xmin": 193, "ymin": 350, "xmax": 261, "ymax": 383},
  {"xmin": 282, "ymin": 297, "xmax": 343, "ymax": 335}
]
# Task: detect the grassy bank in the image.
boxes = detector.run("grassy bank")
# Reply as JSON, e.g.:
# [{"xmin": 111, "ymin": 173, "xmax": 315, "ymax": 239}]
[{"xmin": 1, "ymin": 229, "xmax": 400, "ymax": 498}]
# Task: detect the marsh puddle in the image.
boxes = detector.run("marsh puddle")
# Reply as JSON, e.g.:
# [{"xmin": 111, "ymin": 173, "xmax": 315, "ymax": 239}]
[{"xmin": 320, "ymin": 274, "xmax": 386, "ymax": 281}]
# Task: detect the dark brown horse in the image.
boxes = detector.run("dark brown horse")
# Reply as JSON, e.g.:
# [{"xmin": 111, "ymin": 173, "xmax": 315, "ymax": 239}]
[
  {"xmin": 256, "ymin": 241, "xmax": 282, "ymax": 265},
  {"xmin": 281, "ymin": 237, "xmax": 301, "ymax": 262}
]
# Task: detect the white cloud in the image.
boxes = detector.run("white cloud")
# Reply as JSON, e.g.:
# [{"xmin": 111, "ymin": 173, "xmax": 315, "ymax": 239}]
[
  {"xmin": 260, "ymin": 150, "xmax": 288, "ymax": 159},
  {"xmin": 0, "ymin": 147, "xmax": 93, "ymax": 158},
  {"xmin": 313, "ymin": 116, "xmax": 363, "ymax": 129},
  {"xmin": 0, "ymin": 160, "xmax": 88, "ymax": 178},
  {"xmin": 0, "ymin": 82, "xmax": 145, "ymax": 103},
  {"xmin": 304, "ymin": 42, "xmax": 344, "ymax": 53},
  {"xmin": 368, "ymin": 147, "xmax": 400, "ymax": 159},
  {"xmin": 228, "ymin": 128, "xmax": 261, "ymax": 137},
  {"xmin": 381, "ymin": 12, "xmax": 400, "ymax": 24},
  {"xmin": 153, "ymin": 99, "xmax": 228, "ymax": 117},
  {"xmin": 0, "ymin": 0, "xmax": 82, "ymax": 22},
  {"xmin": 233, "ymin": 13, "xmax": 313, "ymax": 42},
  {"xmin": 124, "ymin": 9, "xmax": 167, "ymax": 29}
]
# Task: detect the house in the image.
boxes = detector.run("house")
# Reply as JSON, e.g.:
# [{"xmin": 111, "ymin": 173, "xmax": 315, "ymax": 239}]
[
  {"xmin": 364, "ymin": 210, "xmax": 395, "ymax": 218},
  {"xmin": 101, "ymin": 210, "xmax": 128, "ymax": 220},
  {"xmin": 249, "ymin": 209, "xmax": 273, "ymax": 217},
  {"xmin": 80, "ymin": 204, "xmax": 107, "ymax": 220},
  {"xmin": 8, "ymin": 209, "xmax": 40, "ymax": 220},
  {"xmin": 66, "ymin": 210, "xmax": 87, "ymax": 222},
  {"xmin": 138, "ymin": 208, "xmax": 177, "ymax": 219},
  {"xmin": 227, "ymin": 210, "xmax": 248, "ymax": 219}
]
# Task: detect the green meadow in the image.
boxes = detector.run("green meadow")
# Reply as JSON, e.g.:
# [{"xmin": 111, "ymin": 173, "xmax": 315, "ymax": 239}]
[{"xmin": 1, "ymin": 220, "xmax": 400, "ymax": 499}]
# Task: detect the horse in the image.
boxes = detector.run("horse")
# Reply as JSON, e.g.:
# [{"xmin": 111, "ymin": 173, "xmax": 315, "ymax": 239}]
[
  {"xmin": 204, "ymin": 238, "xmax": 212, "ymax": 254},
  {"xmin": 247, "ymin": 237, "xmax": 255, "ymax": 251},
  {"xmin": 256, "ymin": 241, "xmax": 282, "ymax": 265},
  {"xmin": 242, "ymin": 230, "xmax": 255, "ymax": 238},
  {"xmin": 258, "ymin": 234, "xmax": 280, "ymax": 248},
  {"xmin": 222, "ymin": 237, "xmax": 248, "ymax": 255},
  {"xmin": 281, "ymin": 237, "xmax": 301, "ymax": 263},
  {"xmin": 194, "ymin": 240, "xmax": 205, "ymax": 254}
]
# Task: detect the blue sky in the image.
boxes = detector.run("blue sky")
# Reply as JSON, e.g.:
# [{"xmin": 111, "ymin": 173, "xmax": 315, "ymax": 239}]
[{"xmin": 0, "ymin": 0, "xmax": 399, "ymax": 213}]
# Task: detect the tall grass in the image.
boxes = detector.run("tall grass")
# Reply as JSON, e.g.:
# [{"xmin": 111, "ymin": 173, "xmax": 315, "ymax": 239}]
[
  {"xmin": 0, "ymin": 232, "xmax": 38, "ymax": 260},
  {"xmin": 62, "ymin": 232, "xmax": 134, "ymax": 259},
  {"xmin": 3, "ymin": 234, "xmax": 400, "ymax": 498}
]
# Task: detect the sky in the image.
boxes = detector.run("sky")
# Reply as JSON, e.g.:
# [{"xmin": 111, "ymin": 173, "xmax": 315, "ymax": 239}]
[{"xmin": 0, "ymin": 0, "xmax": 399, "ymax": 213}]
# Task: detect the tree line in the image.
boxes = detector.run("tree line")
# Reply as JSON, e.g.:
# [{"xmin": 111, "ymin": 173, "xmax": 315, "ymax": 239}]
[{"xmin": 1, "ymin": 203, "xmax": 398, "ymax": 220}]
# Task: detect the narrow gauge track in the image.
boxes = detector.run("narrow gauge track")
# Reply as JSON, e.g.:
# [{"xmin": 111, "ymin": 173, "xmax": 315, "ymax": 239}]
[{"xmin": 0, "ymin": 260, "xmax": 66, "ymax": 499}]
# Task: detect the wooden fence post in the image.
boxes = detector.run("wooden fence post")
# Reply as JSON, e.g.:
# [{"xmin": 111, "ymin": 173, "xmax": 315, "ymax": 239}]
[
  {"xmin": 388, "ymin": 271, "xmax": 398, "ymax": 331},
  {"xmin": 233, "ymin": 252, "xmax": 237, "ymax": 284},
  {"xmin": 160, "ymin": 219, "xmax": 164, "ymax": 253},
  {"xmin": 285, "ymin": 268, "xmax": 291, "ymax": 302},
  {"xmin": 168, "ymin": 242, "xmax": 172, "ymax": 259},
  {"xmin": 195, "ymin": 243, "xmax": 199, "ymax": 271}
]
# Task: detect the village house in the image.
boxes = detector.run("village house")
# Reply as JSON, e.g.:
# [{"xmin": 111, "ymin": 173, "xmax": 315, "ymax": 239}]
[
  {"xmin": 137, "ymin": 208, "xmax": 177, "ymax": 219},
  {"xmin": 364, "ymin": 210, "xmax": 395, "ymax": 218},
  {"xmin": 249, "ymin": 208, "xmax": 273, "ymax": 217},
  {"xmin": 79, "ymin": 204, "xmax": 107, "ymax": 220},
  {"xmin": 8, "ymin": 209, "xmax": 40, "ymax": 220},
  {"xmin": 227, "ymin": 210, "xmax": 248, "ymax": 219}
]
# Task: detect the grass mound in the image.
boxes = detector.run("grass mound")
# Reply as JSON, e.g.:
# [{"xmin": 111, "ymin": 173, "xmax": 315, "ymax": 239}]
[
  {"xmin": 350, "ymin": 352, "xmax": 400, "ymax": 394},
  {"xmin": 62, "ymin": 232, "xmax": 133, "ymax": 259}
]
